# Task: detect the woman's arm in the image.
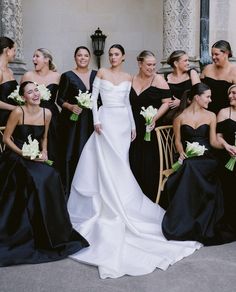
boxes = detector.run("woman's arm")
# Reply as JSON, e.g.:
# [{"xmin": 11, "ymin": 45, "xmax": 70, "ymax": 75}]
[
  {"xmin": 3, "ymin": 107, "xmax": 22, "ymax": 155},
  {"xmin": 173, "ymin": 115, "xmax": 186, "ymax": 159},
  {"xmin": 216, "ymin": 108, "xmax": 236, "ymax": 155},
  {"xmin": 190, "ymin": 69, "xmax": 200, "ymax": 85},
  {"xmin": 209, "ymin": 112, "xmax": 223, "ymax": 149},
  {"xmin": 40, "ymin": 109, "xmax": 52, "ymax": 160}
]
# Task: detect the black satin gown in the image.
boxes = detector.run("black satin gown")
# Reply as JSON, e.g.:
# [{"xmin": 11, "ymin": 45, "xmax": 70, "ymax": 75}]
[
  {"xmin": 202, "ymin": 77, "xmax": 232, "ymax": 114},
  {"xmin": 40, "ymin": 84, "xmax": 60, "ymax": 166},
  {"xmin": 0, "ymin": 80, "xmax": 18, "ymax": 126},
  {"xmin": 217, "ymin": 118, "xmax": 236, "ymax": 234},
  {"xmin": 57, "ymin": 70, "xmax": 97, "ymax": 198},
  {"xmin": 0, "ymin": 121, "xmax": 89, "ymax": 266},
  {"xmin": 162, "ymin": 124, "xmax": 224, "ymax": 245},
  {"xmin": 129, "ymin": 86, "xmax": 171, "ymax": 202}
]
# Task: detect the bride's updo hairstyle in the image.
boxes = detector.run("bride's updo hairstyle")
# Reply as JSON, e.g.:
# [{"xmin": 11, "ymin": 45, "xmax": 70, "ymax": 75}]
[
  {"xmin": 109, "ymin": 44, "xmax": 125, "ymax": 55},
  {"xmin": 137, "ymin": 50, "xmax": 155, "ymax": 63},
  {"xmin": 212, "ymin": 40, "xmax": 233, "ymax": 58}
]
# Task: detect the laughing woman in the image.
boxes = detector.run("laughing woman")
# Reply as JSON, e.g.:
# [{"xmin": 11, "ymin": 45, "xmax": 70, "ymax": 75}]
[
  {"xmin": 0, "ymin": 81, "xmax": 88, "ymax": 267},
  {"xmin": 21, "ymin": 48, "xmax": 60, "ymax": 166}
]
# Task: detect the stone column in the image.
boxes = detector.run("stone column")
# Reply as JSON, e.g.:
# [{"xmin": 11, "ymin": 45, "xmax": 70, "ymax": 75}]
[
  {"xmin": 159, "ymin": 0, "xmax": 200, "ymax": 74},
  {"xmin": 0, "ymin": 0, "xmax": 26, "ymax": 80}
]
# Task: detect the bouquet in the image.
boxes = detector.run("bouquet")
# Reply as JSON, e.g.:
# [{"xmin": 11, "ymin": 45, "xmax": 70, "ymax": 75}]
[
  {"xmin": 70, "ymin": 90, "xmax": 92, "ymax": 121},
  {"xmin": 7, "ymin": 85, "xmax": 25, "ymax": 105},
  {"xmin": 140, "ymin": 105, "xmax": 158, "ymax": 141},
  {"xmin": 225, "ymin": 132, "xmax": 236, "ymax": 171},
  {"xmin": 8, "ymin": 84, "xmax": 51, "ymax": 104},
  {"xmin": 37, "ymin": 84, "xmax": 51, "ymax": 101},
  {"xmin": 172, "ymin": 141, "xmax": 207, "ymax": 172},
  {"xmin": 22, "ymin": 135, "xmax": 53, "ymax": 166}
]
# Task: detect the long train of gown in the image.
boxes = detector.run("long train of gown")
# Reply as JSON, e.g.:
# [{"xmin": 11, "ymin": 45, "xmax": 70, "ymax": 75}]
[{"xmin": 68, "ymin": 77, "xmax": 202, "ymax": 279}]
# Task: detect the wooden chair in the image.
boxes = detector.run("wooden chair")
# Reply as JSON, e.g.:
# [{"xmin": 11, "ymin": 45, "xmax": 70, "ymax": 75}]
[
  {"xmin": 0, "ymin": 126, "xmax": 6, "ymax": 153},
  {"xmin": 155, "ymin": 125, "xmax": 176, "ymax": 203}
]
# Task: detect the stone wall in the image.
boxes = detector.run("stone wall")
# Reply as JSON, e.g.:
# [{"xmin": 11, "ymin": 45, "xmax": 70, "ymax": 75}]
[{"xmin": 22, "ymin": 0, "xmax": 163, "ymax": 74}]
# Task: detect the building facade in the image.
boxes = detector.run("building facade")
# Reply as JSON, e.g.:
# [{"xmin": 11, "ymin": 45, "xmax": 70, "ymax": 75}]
[{"xmin": 0, "ymin": 0, "xmax": 235, "ymax": 78}]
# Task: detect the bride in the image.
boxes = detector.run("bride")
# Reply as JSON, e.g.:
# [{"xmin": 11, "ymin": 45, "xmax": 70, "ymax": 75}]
[{"xmin": 67, "ymin": 44, "xmax": 202, "ymax": 279}]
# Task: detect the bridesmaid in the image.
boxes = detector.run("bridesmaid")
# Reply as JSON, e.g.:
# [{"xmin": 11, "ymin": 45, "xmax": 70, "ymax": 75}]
[
  {"xmin": 201, "ymin": 40, "xmax": 236, "ymax": 114},
  {"xmin": 21, "ymin": 48, "xmax": 60, "ymax": 166},
  {"xmin": 164, "ymin": 50, "xmax": 200, "ymax": 124},
  {"xmin": 0, "ymin": 81, "xmax": 89, "ymax": 266},
  {"xmin": 0, "ymin": 36, "xmax": 18, "ymax": 126},
  {"xmin": 162, "ymin": 83, "xmax": 228, "ymax": 245},
  {"xmin": 216, "ymin": 84, "xmax": 236, "ymax": 237},
  {"xmin": 57, "ymin": 46, "xmax": 97, "ymax": 198},
  {"xmin": 129, "ymin": 50, "xmax": 171, "ymax": 202}
]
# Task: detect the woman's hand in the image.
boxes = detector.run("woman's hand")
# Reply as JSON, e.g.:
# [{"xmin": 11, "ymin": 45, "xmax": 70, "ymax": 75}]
[
  {"xmin": 68, "ymin": 104, "xmax": 82, "ymax": 115},
  {"xmin": 40, "ymin": 150, "xmax": 48, "ymax": 161},
  {"xmin": 168, "ymin": 97, "xmax": 180, "ymax": 109},
  {"xmin": 131, "ymin": 129, "xmax": 136, "ymax": 141},
  {"xmin": 94, "ymin": 123, "xmax": 102, "ymax": 135},
  {"xmin": 179, "ymin": 151, "xmax": 187, "ymax": 162},
  {"xmin": 224, "ymin": 144, "xmax": 236, "ymax": 156}
]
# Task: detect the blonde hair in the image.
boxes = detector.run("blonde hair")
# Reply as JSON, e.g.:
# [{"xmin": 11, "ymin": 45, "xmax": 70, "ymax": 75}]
[
  {"xmin": 228, "ymin": 84, "xmax": 236, "ymax": 95},
  {"xmin": 36, "ymin": 48, "xmax": 57, "ymax": 71},
  {"xmin": 137, "ymin": 50, "xmax": 155, "ymax": 62}
]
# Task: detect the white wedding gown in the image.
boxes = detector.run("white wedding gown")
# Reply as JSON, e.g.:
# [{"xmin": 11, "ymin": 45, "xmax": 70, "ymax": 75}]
[{"xmin": 68, "ymin": 77, "xmax": 202, "ymax": 279}]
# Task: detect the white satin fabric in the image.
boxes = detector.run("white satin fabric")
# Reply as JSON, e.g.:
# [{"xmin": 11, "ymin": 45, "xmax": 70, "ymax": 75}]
[{"xmin": 68, "ymin": 78, "xmax": 202, "ymax": 279}]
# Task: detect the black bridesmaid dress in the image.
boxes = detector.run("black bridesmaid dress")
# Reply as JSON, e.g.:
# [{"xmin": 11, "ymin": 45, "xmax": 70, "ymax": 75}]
[
  {"xmin": 202, "ymin": 77, "xmax": 232, "ymax": 114},
  {"xmin": 129, "ymin": 86, "xmax": 171, "ymax": 202},
  {"xmin": 163, "ymin": 70, "xmax": 194, "ymax": 124},
  {"xmin": 0, "ymin": 108, "xmax": 89, "ymax": 267},
  {"xmin": 40, "ymin": 83, "xmax": 60, "ymax": 166},
  {"xmin": 57, "ymin": 70, "xmax": 97, "ymax": 198},
  {"xmin": 162, "ymin": 124, "xmax": 224, "ymax": 245},
  {"xmin": 0, "ymin": 80, "xmax": 18, "ymax": 126},
  {"xmin": 217, "ymin": 117, "xmax": 236, "ymax": 234}
]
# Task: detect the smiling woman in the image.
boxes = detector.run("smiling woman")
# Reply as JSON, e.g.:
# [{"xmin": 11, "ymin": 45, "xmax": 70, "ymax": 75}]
[
  {"xmin": 21, "ymin": 48, "xmax": 60, "ymax": 166},
  {"xmin": 201, "ymin": 40, "xmax": 236, "ymax": 114},
  {"xmin": 57, "ymin": 46, "xmax": 97, "ymax": 198},
  {"xmin": 129, "ymin": 50, "xmax": 172, "ymax": 202},
  {"xmin": 0, "ymin": 81, "xmax": 89, "ymax": 267}
]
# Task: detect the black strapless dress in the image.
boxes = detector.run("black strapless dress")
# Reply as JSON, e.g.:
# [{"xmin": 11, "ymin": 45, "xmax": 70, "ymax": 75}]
[
  {"xmin": 0, "ymin": 124, "xmax": 89, "ymax": 266},
  {"xmin": 129, "ymin": 86, "xmax": 171, "ymax": 202},
  {"xmin": 0, "ymin": 80, "xmax": 18, "ymax": 126},
  {"xmin": 57, "ymin": 70, "xmax": 97, "ymax": 198},
  {"xmin": 202, "ymin": 77, "xmax": 232, "ymax": 114},
  {"xmin": 162, "ymin": 124, "xmax": 224, "ymax": 244},
  {"xmin": 40, "ymin": 84, "xmax": 60, "ymax": 166},
  {"xmin": 217, "ymin": 119, "xmax": 236, "ymax": 233}
]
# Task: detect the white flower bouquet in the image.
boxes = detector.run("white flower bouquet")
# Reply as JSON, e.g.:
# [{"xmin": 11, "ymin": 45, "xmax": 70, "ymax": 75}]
[
  {"xmin": 8, "ymin": 84, "xmax": 51, "ymax": 105},
  {"xmin": 70, "ymin": 90, "xmax": 92, "ymax": 122},
  {"xmin": 225, "ymin": 132, "xmax": 236, "ymax": 172},
  {"xmin": 140, "ymin": 105, "xmax": 158, "ymax": 141},
  {"xmin": 22, "ymin": 135, "xmax": 53, "ymax": 166},
  {"xmin": 172, "ymin": 141, "xmax": 207, "ymax": 172},
  {"xmin": 37, "ymin": 84, "xmax": 51, "ymax": 101},
  {"xmin": 7, "ymin": 85, "xmax": 25, "ymax": 105}
]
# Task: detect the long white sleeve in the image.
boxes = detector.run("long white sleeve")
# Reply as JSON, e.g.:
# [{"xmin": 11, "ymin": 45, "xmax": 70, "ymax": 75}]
[
  {"xmin": 125, "ymin": 83, "xmax": 136, "ymax": 130},
  {"xmin": 91, "ymin": 76, "xmax": 101, "ymax": 125}
]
